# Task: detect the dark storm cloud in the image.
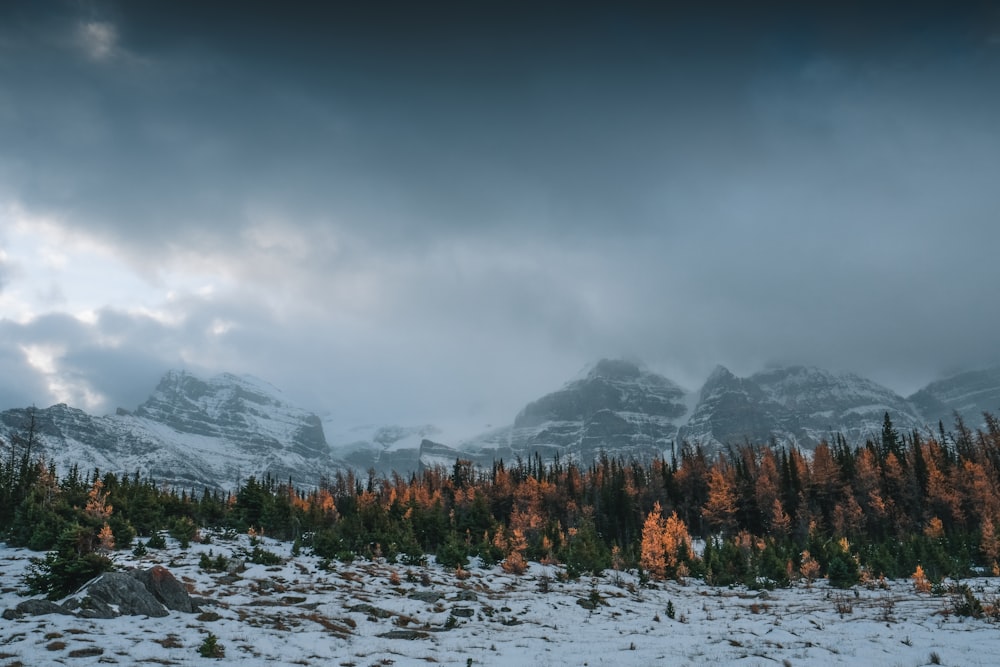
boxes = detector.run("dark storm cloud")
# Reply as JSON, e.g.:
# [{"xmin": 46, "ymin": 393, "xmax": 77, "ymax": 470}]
[
  {"xmin": 9, "ymin": 1, "xmax": 989, "ymax": 247},
  {"xmin": 1, "ymin": 1, "xmax": 999, "ymax": 420}
]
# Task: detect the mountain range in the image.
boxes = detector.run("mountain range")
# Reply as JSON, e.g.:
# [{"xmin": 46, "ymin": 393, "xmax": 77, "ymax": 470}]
[{"xmin": 2, "ymin": 361, "xmax": 999, "ymax": 490}]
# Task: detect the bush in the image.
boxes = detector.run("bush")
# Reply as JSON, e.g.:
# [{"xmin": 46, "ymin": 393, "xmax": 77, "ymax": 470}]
[
  {"xmin": 951, "ymin": 584, "xmax": 984, "ymax": 618},
  {"xmin": 108, "ymin": 515, "xmax": 136, "ymax": 550},
  {"xmin": 168, "ymin": 517, "xmax": 198, "ymax": 549},
  {"xmin": 398, "ymin": 545, "xmax": 427, "ymax": 566},
  {"xmin": 198, "ymin": 633, "xmax": 225, "ymax": 658},
  {"xmin": 560, "ymin": 519, "xmax": 610, "ymax": 579},
  {"xmin": 435, "ymin": 534, "xmax": 469, "ymax": 570},
  {"xmin": 24, "ymin": 523, "xmax": 114, "ymax": 600},
  {"xmin": 146, "ymin": 532, "xmax": 167, "ymax": 550},
  {"xmin": 501, "ymin": 551, "xmax": 527, "ymax": 575},
  {"xmin": 199, "ymin": 551, "xmax": 231, "ymax": 572},
  {"xmin": 247, "ymin": 545, "xmax": 282, "ymax": 566},
  {"xmin": 826, "ymin": 551, "xmax": 859, "ymax": 589}
]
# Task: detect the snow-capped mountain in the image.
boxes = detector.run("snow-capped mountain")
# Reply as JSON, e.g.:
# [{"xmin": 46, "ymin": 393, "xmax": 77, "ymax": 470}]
[
  {"xmin": 3, "ymin": 362, "xmax": 1000, "ymax": 488},
  {"xmin": 458, "ymin": 359, "xmax": 691, "ymax": 464},
  {"xmin": 134, "ymin": 371, "xmax": 329, "ymax": 461},
  {"xmin": 323, "ymin": 422, "xmax": 459, "ymax": 477},
  {"xmin": 678, "ymin": 365, "xmax": 925, "ymax": 450},
  {"xmin": 461, "ymin": 361, "xmax": 994, "ymax": 461},
  {"xmin": 0, "ymin": 371, "xmax": 343, "ymax": 490},
  {"xmin": 678, "ymin": 365, "xmax": 795, "ymax": 449},
  {"xmin": 908, "ymin": 366, "xmax": 1000, "ymax": 429}
]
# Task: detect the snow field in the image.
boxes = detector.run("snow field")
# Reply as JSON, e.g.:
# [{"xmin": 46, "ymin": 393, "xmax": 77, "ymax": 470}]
[{"xmin": 3, "ymin": 533, "xmax": 1000, "ymax": 666}]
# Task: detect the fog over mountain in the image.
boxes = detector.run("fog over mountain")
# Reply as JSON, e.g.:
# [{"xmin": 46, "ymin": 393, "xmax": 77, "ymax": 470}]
[{"xmin": 3, "ymin": 361, "xmax": 999, "ymax": 490}]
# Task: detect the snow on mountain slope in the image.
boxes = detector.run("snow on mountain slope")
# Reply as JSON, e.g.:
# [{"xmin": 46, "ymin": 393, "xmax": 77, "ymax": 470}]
[
  {"xmin": 4, "ymin": 362, "xmax": 1000, "ymax": 487},
  {"xmin": 458, "ymin": 359, "xmax": 692, "ymax": 464},
  {"xmin": 751, "ymin": 365, "xmax": 925, "ymax": 445},
  {"xmin": 0, "ymin": 371, "xmax": 342, "ymax": 490},
  {"xmin": 909, "ymin": 366, "xmax": 1000, "ymax": 429},
  {"xmin": 678, "ymin": 365, "xmax": 796, "ymax": 449},
  {"xmin": 135, "ymin": 371, "xmax": 328, "ymax": 460},
  {"xmin": 678, "ymin": 365, "xmax": 926, "ymax": 452},
  {"xmin": 323, "ymin": 420, "xmax": 465, "ymax": 476}
]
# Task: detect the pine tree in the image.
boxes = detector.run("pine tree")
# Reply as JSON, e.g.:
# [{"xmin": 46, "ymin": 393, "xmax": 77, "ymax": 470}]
[{"xmin": 24, "ymin": 522, "xmax": 114, "ymax": 599}]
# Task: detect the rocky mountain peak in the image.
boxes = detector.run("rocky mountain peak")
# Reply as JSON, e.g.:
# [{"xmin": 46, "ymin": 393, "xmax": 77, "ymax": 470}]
[
  {"xmin": 5, "ymin": 360, "xmax": 1000, "ymax": 490},
  {"xmin": 134, "ymin": 369, "xmax": 329, "ymax": 461},
  {"xmin": 702, "ymin": 365, "xmax": 737, "ymax": 388},
  {"xmin": 587, "ymin": 358, "xmax": 642, "ymax": 381},
  {"xmin": 909, "ymin": 366, "xmax": 1000, "ymax": 428}
]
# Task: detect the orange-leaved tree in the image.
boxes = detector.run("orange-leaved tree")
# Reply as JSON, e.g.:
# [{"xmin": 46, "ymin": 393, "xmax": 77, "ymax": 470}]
[{"xmin": 640, "ymin": 502, "xmax": 694, "ymax": 580}]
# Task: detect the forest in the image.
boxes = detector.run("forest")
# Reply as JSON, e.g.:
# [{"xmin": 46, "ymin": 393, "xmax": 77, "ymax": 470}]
[{"xmin": 3, "ymin": 411, "xmax": 1000, "ymax": 600}]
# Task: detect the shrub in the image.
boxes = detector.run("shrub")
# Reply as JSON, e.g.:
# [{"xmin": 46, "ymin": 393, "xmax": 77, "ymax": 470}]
[
  {"xmin": 247, "ymin": 545, "xmax": 282, "ymax": 566},
  {"xmin": 198, "ymin": 633, "xmax": 224, "ymax": 658},
  {"xmin": 168, "ymin": 517, "xmax": 198, "ymax": 549},
  {"xmin": 833, "ymin": 593, "xmax": 853, "ymax": 616},
  {"xmin": 24, "ymin": 523, "xmax": 114, "ymax": 599},
  {"xmin": 826, "ymin": 550, "xmax": 859, "ymax": 589},
  {"xmin": 501, "ymin": 551, "xmax": 527, "ymax": 575},
  {"xmin": 108, "ymin": 515, "xmax": 136, "ymax": 550},
  {"xmin": 560, "ymin": 515, "xmax": 610, "ymax": 579},
  {"xmin": 435, "ymin": 534, "xmax": 469, "ymax": 570},
  {"xmin": 951, "ymin": 584, "xmax": 984, "ymax": 618},
  {"xmin": 199, "ymin": 551, "xmax": 231, "ymax": 572},
  {"xmin": 146, "ymin": 532, "xmax": 167, "ymax": 550}
]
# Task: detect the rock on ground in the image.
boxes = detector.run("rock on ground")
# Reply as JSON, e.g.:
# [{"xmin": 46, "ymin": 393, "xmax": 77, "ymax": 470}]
[{"xmin": 133, "ymin": 565, "xmax": 198, "ymax": 613}]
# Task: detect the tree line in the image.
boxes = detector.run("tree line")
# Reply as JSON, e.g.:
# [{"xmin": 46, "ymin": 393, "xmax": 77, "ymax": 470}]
[{"xmin": 3, "ymin": 409, "xmax": 1000, "ymax": 594}]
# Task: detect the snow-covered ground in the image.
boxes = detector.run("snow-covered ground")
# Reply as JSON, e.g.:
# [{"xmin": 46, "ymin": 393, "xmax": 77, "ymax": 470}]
[{"xmin": 3, "ymin": 535, "xmax": 1000, "ymax": 666}]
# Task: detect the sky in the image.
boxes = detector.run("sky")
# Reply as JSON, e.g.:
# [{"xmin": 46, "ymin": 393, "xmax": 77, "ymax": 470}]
[{"xmin": 1, "ymin": 2, "xmax": 999, "ymax": 435}]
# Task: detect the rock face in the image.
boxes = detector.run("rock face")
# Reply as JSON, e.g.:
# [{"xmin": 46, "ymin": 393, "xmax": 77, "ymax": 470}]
[
  {"xmin": 461, "ymin": 359, "xmax": 691, "ymax": 465},
  {"xmin": 132, "ymin": 566, "xmax": 198, "ymax": 613},
  {"xmin": 75, "ymin": 572, "xmax": 169, "ymax": 618},
  {"xmin": 4, "ymin": 362, "xmax": 1000, "ymax": 485},
  {"xmin": 1, "ymin": 598, "xmax": 74, "ymax": 620},
  {"xmin": 678, "ymin": 365, "xmax": 926, "ymax": 450},
  {"xmin": 463, "ymin": 361, "xmax": 1000, "ymax": 460},
  {"xmin": 909, "ymin": 366, "xmax": 1000, "ymax": 429},
  {"xmin": 679, "ymin": 366, "xmax": 792, "ymax": 448},
  {"xmin": 753, "ymin": 365, "xmax": 925, "ymax": 443},
  {"xmin": 4, "ymin": 566, "xmax": 196, "ymax": 620},
  {"xmin": 0, "ymin": 371, "xmax": 344, "ymax": 490},
  {"xmin": 136, "ymin": 371, "xmax": 327, "ymax": 460},
  {"xmin": 333, "ymin": 425, "xmax": 457, "ymax": 477}
]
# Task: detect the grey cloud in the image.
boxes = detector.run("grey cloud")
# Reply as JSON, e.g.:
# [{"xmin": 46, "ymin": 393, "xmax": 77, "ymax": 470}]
[
  {"xmin": 0, "ymin": 343, "xmax": 49, "ymax": 410},
  {"xmin": 1, "ymin": 2, "xmax": 998, "ymax": 425}
]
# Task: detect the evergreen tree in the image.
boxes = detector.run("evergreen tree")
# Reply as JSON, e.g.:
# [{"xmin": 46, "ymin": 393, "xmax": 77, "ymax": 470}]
[{"xmin": 24, "ymin": 522, "xmax": 114, "ymax": 599}]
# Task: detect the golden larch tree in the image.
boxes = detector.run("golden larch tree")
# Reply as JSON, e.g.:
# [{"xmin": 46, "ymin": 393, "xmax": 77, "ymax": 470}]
[
  {"xmin": 640, "ymin": 502, "xmax": 668, "ymax": 579},
  {"xmin": 703, "ymin": 465, "xmax": 738, "ymax": 534}
]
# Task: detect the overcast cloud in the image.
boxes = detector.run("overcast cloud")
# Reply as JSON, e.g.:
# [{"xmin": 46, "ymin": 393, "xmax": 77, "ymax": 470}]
[{"xmin": 1, "ymin": 2, "xmax": 998, "ymax": 434}]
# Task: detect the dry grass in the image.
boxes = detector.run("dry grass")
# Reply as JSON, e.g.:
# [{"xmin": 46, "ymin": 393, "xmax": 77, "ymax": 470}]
[
  {"xmin": 67, "ymin": 646, "xmax": 103, "ymax": 658},
  {"xmin": 153, "ymin": 635, "xmax": 183, "ymax": 649},
  {"xmin": 299, "ymin": 612, "xmax": 354, "ymax": 638}
]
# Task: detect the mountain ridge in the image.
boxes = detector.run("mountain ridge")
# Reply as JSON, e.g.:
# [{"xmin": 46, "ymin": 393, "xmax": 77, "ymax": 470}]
[{"xmin": 2, "ymin": 362, "xmax": 1000, "ymax": 490}]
